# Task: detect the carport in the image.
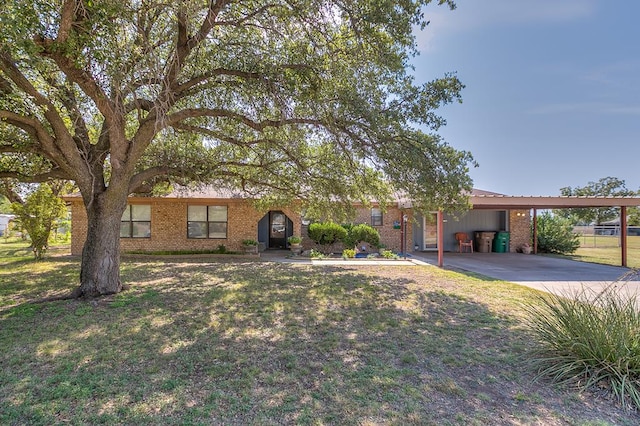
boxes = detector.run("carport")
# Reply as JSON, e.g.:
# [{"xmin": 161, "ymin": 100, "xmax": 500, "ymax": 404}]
[{"xmin": 434, "ymin": 194, "xmax": 640, "ymax": 268}]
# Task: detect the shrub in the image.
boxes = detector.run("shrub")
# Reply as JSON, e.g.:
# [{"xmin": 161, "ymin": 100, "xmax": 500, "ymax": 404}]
[
  {"xmin": 381, "ymin": 249, "xmax": 398, "ymax": 259},
  {"xmin": 342, "ymin": 248, "xmax": 356, "ymax": 258},
  {"xmin": 308, "ymin": 222, "xmax": 347, "ymax": 253},
  {"xmin": 525, "ymin": 284, "xmax": 640, "ymax": 410},
  {"xmin": 242, "ymin": 239, "xmax": 258, "ymax": 246},
  {"xmin": 342, "ymin": 223, "xmax": 380, "ymax": 249},
  {"xmin": 536, "ymin": 212, "xmax": 580, "ymax": 254},
  {"xmin": 309, "ymin": 248, "xmax": 325, "ymax": 259}
]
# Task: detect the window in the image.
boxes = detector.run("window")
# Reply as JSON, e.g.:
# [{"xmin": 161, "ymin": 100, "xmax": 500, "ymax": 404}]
[
  {"xmin": 188, "ymin": 205, "xmax": 228, "ymax": 239},
  {"xmin": 121, "ymin": 204, "xmax": 151, "ymax": 238},
  {"xmin": 371, "ymin": 208, "xmax": 383, "ymax": 226}
]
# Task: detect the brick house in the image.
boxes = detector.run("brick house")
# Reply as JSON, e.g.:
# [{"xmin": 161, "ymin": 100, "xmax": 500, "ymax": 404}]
[
  {"xmin": 63, "ymin": 187, "xmax": 640, "ymax": 267},
  {"xmin": 65, "ymin": 189, "xmax": 419, "ymax": 256},
  {"xmin": 64, "ymin": 188, "xmax": 541, "ymax": 256}
]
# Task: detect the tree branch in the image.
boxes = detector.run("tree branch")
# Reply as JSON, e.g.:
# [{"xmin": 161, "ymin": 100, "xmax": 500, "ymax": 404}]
[
  {"xmin": 0, "ymin": 110, "xmax": 51, "ymax": 153},
  {"xmin": 56, "ymin": 0, "xmax": 78, "ymax": 43},
  {"xmin": 33, "ymin": 37, "xmax": 116, "ymax": 122},
  {"xmin": 213, "ymin": 3, "xmax": 283, "ymax": 28},
  {"xmin": 0, "ymin": 169, "xmax": 70, "ymax": 182},
  {"xmin": 128, "ymin": 166, "xmax": 171, "ymax": 193},
  {"xmin": 0, "ymin": 144, "xmax": 37, "ymax": 154},
  {"xmin": 166, "ymin": 108, "xmax": 322, "ymax": 131},
  {"xmin": 0, "ymin": 54, "xmax": 80, "ymax": 174}
]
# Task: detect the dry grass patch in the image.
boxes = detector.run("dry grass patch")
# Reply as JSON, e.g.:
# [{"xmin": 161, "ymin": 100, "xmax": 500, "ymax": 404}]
[{"xmin": 0, "ymin": 241, "xmax": 638, "ymax": 425}]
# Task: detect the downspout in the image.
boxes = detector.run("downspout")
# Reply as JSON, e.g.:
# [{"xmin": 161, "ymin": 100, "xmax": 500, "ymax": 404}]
[
  {"xmin": 533, "ymin": 208, "xmax": 538, "ymax": 255},
  {"xmin": 437, "ymin": 210, "xmax": 444, "ymax": 267},
  {"xmin": 399, "ymin": 211, "xmax": 404, "ymax": 257}
]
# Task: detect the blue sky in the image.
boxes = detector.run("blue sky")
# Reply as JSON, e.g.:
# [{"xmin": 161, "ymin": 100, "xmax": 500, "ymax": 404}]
[{"xmin": 412, "ymin": 0, "xmax": 640, "ymax": 196}]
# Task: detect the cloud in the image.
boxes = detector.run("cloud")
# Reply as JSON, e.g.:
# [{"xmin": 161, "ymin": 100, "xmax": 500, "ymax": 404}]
[
  {"xmin": 528, "ymin": 102, "xmax": 640, "ymax": 116},
  {"xmin": 580, "ymin": 60, "xmax": 640, "ymax": 87},
  {"xmin": 415, "ymin": 0, "xmax": 597, "ymax": 52}
]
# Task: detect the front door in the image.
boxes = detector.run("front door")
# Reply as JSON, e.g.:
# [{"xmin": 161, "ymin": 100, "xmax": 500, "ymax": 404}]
[
  {"xmin": 269, "ymin": 211, "xmax": 287, "ymax": 249},
  {"xmin": 423, "ymin": 212, "xmax": 438, "ymax": 251}
]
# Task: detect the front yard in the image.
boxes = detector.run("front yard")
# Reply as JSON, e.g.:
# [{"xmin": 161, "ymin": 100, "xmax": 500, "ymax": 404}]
[{"xmin": 0, "ymin": 240, "xmax": 638, "ymax": 425}]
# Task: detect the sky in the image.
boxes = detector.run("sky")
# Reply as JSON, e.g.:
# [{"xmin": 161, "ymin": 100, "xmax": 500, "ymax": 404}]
[{"xmin": 411, "ymin": 0, "xmax": 640, "ymax": 196}]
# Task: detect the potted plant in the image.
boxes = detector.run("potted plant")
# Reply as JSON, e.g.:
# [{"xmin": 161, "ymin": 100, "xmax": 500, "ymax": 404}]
[
  {"xmin": 287, "ymin": 235, "xmax": 303, "ymax": 254},
  {"xmin": 287, "ymin": 235, "xmax": 302, "ymax": 246},
  {"xmin": 242, "ymin": 239, "xmax": 258, "ymax": 254}
]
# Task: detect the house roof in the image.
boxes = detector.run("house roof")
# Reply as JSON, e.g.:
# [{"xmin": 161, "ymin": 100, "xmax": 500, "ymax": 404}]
[{"xmin": 62, "ymin": 186, "xmax": 640, "ymax": 210}]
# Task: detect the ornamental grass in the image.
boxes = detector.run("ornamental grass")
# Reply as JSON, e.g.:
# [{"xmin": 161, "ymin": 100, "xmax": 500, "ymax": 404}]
[{"xmin": 525, "ymin": 276, "xmax": 640, "ymax": 410}]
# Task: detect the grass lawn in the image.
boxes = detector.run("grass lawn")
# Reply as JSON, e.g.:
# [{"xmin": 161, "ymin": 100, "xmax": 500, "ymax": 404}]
[
  {"xmin": 565, "ymin": 236, "xmax": 640, "ymax": 269},
  {"xmin": 1, "ymin": 240, "xmax": 638, "ymax": 425}
]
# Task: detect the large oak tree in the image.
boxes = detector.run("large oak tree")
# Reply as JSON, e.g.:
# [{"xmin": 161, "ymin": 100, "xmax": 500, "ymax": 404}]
[{"xmin": 0, "ymin": 0, "xmax": 474, "ymax": 297}]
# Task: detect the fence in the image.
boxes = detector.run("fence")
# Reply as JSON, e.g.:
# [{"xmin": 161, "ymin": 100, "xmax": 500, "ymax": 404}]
[{"xmin": 573, "ymin": 225, "xmax": 640, "ymax": 248}]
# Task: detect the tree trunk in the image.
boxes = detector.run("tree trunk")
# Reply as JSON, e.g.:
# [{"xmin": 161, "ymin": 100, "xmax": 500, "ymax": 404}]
[{"xmin": 76, "ymin": 193, "xmax": 127, "ymax": 297}]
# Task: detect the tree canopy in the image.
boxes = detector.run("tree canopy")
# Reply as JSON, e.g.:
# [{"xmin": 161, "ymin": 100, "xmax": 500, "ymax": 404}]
[
  {"xmin": 556, "ymin": 177, "xmax": 639, "ymax": 225},
  {"xmin": 0, "ymin": 0, "xmax": 473, "ymax": 296}
]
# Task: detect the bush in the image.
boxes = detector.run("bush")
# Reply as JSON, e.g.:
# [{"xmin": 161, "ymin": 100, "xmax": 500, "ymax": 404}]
[
  {"xmin": 342, "ymin": 248, "xmax": 356, "ymax": 258},
  {"xmin": 536, "ymin": 212, "xmax": 580, "ymax": 254},
  {"xmin": 342, "ymin": 223, "xmax": 380, "ymax": 249},
  {"xmin": 308, "ymin": 222, "xmax": 347, "ymax": 253},
  {"xmin": 309, "ymin": 248, "xmax": 325, "ymax": 259},
  {"xmin": 381, "ymin": 249, "xmax": 398, "ymax": 259},
  {"xmin": 525, "ymin": 284, "xmax": 640, "ymax": 410}
]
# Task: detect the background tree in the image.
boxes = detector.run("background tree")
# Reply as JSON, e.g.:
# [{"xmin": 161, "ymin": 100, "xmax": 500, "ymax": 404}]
[
  {"xmin": 10, "ymin": 183, "xmax": 67, "ymax": 259},
  {"xmin": 556, "ymin": 177, "xmax": 638, "ymax": 225},
  {"xmin": 0, "ymin": 194, "xmax": 10, "ymax": 213},
  {"xmin": 0, "ymin": 0, "xmax": 473, "ymax": 297}
]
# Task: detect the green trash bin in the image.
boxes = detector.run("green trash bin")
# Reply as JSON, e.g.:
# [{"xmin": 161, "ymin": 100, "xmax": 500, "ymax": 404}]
[{"xmin": 492, "ymin": 231, "xmax": 510, "ymax": 253}]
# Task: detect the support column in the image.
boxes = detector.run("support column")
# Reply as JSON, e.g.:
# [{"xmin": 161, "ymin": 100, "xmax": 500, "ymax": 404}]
[{"xmin": 621, "ymin": 206, "xmax": 627, "ymax": 267}]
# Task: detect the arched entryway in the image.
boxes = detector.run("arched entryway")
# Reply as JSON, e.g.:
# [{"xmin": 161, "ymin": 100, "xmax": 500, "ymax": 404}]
[{"xmin": 258, "ymin": 211, "xmax": 294, "ymax": 249}]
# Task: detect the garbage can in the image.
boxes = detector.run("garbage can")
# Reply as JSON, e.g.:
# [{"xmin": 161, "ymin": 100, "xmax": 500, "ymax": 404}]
[
  {"xmin": 474, "ymin": 231, "xmax": 495, "ymax": 253},
  {"xmin": 492, "ymin": 231, "xmax": 510, "ymax": 253}
]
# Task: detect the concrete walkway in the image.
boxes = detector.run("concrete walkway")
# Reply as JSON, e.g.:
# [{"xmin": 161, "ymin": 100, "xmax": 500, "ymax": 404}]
[
  {"xmin": 260, "ymin": 250, "xmax": 430, "ymax": 266},
  {"xmin": 415, "ymin": 252, "xmax": 640, "ymax": 298}
]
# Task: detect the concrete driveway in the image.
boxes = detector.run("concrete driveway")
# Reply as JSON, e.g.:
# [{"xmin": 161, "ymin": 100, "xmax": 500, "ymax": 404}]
[{"xmin": 416, "ymin": 252, "xmax": 640, "ymax": 298}]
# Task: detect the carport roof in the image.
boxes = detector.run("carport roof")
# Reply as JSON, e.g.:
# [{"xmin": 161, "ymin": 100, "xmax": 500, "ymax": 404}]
[{"xmin": 470, "ymin": 194, "xmax": 640, "ymax": 210}]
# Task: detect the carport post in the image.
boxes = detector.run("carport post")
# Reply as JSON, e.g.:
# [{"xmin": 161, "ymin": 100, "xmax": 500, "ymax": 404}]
[{"xmin": 621, "ymin": 206, "xmax": 627, "ymax": 267}]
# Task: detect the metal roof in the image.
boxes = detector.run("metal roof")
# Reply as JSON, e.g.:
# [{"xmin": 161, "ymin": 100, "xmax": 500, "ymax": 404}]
[{"xmin": 470, "ymin": 195, "xmax": 640, "ymax": 209}]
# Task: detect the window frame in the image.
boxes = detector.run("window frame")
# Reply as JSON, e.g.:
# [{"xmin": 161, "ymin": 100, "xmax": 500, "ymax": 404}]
[
  {"xmin": 371, "ymin": 208, "xmax": 383, "ymax": 227},
  {"xmin": 120, "ymin": 204, "xmax": 151, "ymax": 238},
  {"xmin": 187, "ymin": 205, "xmax": 228, "ymax": 239}
]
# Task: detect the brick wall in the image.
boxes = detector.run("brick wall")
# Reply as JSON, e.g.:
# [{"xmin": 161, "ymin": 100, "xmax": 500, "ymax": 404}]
[
  {"xmin": 509, "ymin": 210, "xmax": 531, "ymax": 252},
  {"xmin": 69, "ymin": 197, "xmax": 530, "ymax": 256},
  {"xmin": 69, "ymin": 198, "xmax": 301, "ymax": 256}
]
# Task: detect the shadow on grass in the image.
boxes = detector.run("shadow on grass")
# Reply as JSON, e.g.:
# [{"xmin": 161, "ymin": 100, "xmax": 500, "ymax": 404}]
[{"xmin": 0, "ymin": 260, "xmax": 637, "ymax": 425}]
